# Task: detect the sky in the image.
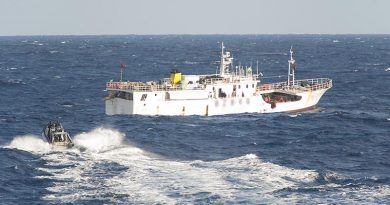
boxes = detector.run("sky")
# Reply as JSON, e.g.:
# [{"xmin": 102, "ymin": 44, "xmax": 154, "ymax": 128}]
[{"xmin": 0, "ymin": 0, "xmax": 389, "ymax": 35}]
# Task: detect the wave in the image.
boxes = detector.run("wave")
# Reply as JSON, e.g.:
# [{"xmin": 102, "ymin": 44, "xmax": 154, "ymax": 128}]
[
  {"xmin": 5, "ymin": 135, "xmax": 51, "ymax": 153},
  {"xmin": 4, "ymin": 127, "xmax": 129, "ymax": 154},
  {"xmin": 184, "ymin": 61, "xmax": 198, "ymax": 65},
  {"xmin": 8, "ymin": 127, "xmax": 386, "ymax": 203},
  {"xmin": 191, "ymin": 154, "xmax": 318, "ymax": 190},
  {"xmin": 0, "ymin": 79, "xmax": 25, "ymax": 86},
  {"xmin": 32, "ymin": 138, "xmax": 390, "ymax": 204},
  {"xmin": 36, "ymin": 148, "xmax": 320, "ymax": 203},
  {"xmin": 293, "ymin": 171, "xmax": 390, "ymax": 204},
  {"xmin": 73, "ymin": 127, "xmax": 125, "ymax": 153},
  {"xmin": 288, "ymin": 114, "xmax": 301, "ymax": 118}
]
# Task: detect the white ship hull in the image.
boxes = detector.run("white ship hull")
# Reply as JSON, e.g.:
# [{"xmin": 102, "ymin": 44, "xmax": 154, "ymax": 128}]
[
  {"xmin": 105, "ymin": 44, "xmax": 332, "ymax": 116},
  {"xmin": 105, "ymin": 86, "xmax": 330, "ymax": 116}
]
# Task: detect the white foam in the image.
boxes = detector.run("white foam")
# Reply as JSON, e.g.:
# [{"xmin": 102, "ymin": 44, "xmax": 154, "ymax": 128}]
[
  {"xmin": 184, "ymin": 61, "xmax": 198, "ymax": 65},
  {"xmin": 103, "ymin": 153, "xmax": 319, "ymax": 203},
  {"xmin": 73, "ymin": 127, "xmax": 125, "ymax": 153},
  {"xmin": 105, "ymin": 154, "xmax": 231, "ymax": 203},
  {"xmin": 385, "ymin": 68, "xmax": 390, "ymax": 72},
  {"xmin": 31, "ymin": 127, "xmax": 323, "ymax": 204},
  {"xmin": 6, "ymin": 127, "xmax": 357, "ymax": 203},
  {"xmin": 243, "ymin": 153, "xmax": 258, "ymax": 159},
  {"xmin": 31, "ymin": 134, "xmax": 390, "ymax": 205},
  {"xmin": 37, "ymin": 128, "xmax": 155, "ymax": 203},
  {"xmin": 37, "ymin": 141, "xmax": 324, "ymax": 204},
  {"xmin": 6, "ymin": 135, "xmax": 51, "ymax": 153}
]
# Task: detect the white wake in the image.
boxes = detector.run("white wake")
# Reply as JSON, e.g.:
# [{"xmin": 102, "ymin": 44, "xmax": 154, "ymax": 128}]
[
  {"xmin": 73, "ymin": 127, "xmax": 125, "ymax": 152},
  {"xmin": 6, "ymin": 135, "xmax": 51, "ymax": 153},
  {"xmin": 14, "ymin": 127, "xmax": 388, "ymax": 204}
]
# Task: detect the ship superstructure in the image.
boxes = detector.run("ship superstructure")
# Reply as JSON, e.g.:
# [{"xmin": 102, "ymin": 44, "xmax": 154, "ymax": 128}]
[{"xmin": 105, "ymin": 43, "xmax": 332, "ymax": 116}]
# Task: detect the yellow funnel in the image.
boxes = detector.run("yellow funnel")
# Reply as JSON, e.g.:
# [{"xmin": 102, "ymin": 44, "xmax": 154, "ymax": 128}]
[{"xmin": 170, "ymin": 69, "xmax": 182, "ymax": 85}]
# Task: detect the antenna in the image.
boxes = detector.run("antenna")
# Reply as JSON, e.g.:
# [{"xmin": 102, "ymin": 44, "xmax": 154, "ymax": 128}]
[
  {"xmin": 120, "ymin": 63, "xmax": 126, "ymax": 82},
  {"xmin": 239, "ymin": 61, "xmax": 241, "ymax": 76},
  {"xmin": 219, "ymin": 42, "xmax": 224, "ymax": 76}
]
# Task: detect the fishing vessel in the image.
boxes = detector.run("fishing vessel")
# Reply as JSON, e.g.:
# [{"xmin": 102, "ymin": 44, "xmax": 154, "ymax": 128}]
[
  {"xmin": 105, "ymin": 43, "xmax": 332, "ymax": 116},
  {"xmin": 42, "ymin": 121, "xmax": 74, "ymax": 148}
]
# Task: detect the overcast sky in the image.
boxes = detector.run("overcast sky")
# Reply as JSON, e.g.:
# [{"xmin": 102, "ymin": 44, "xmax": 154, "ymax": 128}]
[{"xmin": 0, "ymin": 0, "xmax": 389, "ymax": 35}]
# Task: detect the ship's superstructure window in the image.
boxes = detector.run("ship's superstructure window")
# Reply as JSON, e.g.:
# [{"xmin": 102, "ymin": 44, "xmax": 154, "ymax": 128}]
[
  {"xmin": 141, "ymin": 94, "xmax": 147, "ymax": 101},
  {"xmin": 218, "ymin": 88, "xmax": 227, "ymax": 98},
  {"xmin": 125, "ymin": 93, "xmax": 133, "ymax": 100},
  {"xmin": 113, "ymin": 91, "xmax": 133, "ymax": 100}
]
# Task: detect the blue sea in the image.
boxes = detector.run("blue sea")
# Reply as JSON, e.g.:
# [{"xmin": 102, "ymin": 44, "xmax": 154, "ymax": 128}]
[{"xmin": 0, "ymin": 35, "xmax": 389, "ymax": 204}]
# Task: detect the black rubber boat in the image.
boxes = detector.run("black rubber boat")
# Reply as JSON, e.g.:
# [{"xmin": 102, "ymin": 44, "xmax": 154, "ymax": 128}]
[{"xmin": 42, "ymin": 121, "xmax": 74, "ymax": 148}]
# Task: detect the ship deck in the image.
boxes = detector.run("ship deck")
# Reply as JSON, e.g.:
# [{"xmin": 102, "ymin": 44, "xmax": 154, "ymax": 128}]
[
  {"xmin": 106, "ymin": 78, "xmax": 332, "ymax": 93},
  {"xmin": 257, "ymin": 78, "xmax": 332, "ymax": 93}
]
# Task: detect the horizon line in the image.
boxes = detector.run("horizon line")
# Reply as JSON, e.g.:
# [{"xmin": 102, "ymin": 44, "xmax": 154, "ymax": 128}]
[{"xmin": 1, "ymin": 33, "xmax": 390, "ymax": 37}]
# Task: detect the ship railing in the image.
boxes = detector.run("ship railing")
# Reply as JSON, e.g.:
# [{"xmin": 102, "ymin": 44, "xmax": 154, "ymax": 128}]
[
  {"xmin": 202, "ymin": 76, "xmax": 257, "ymax": 85},
  {"xmin": 257, "ymin": 78, "xmax": 332, "ymax": 92},
  {"xmin": 106, "ymin": 81, "xmax": 204, "ymax": 92}
]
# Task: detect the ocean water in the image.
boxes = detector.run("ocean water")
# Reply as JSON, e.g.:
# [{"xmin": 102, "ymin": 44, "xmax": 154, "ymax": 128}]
[{"xmin": 0, "ymin": 35, "xmax": 389, "ymax": 204}]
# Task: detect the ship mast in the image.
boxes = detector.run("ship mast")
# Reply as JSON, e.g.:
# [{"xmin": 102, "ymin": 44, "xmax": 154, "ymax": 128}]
[
  {"xmin": 287, "ymin": 46, "xmax": 296, "ymax": 87},
  {"xmin": 219, "ymin": 42, "xmax": 225, "ymax": 76},
  {"xmin": 219, "ymin": 42, "xmax": 233, "ymax": 77},
  {"xmin": 120, "ymin": 63, "xmax": 126, "ymax": 82}
]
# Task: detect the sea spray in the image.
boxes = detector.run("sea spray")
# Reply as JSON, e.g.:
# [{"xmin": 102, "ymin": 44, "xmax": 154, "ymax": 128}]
[
  {"xmin": 6, "ymin": 135, "xmax": 51, "ymax": 153},
  {"xmin": 73, "ymin": 127, "xmax": 125, "ymax": 152}
]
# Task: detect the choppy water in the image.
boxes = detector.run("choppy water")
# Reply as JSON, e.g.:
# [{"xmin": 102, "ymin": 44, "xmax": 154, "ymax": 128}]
[{"xmin": 0, "ymin": 35, "xmax": 389, "ymax": 204}]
